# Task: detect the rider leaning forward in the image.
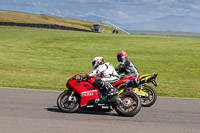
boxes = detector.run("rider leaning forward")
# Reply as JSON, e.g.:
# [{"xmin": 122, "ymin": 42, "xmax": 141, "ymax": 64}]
[
  {"xmin": 115, "ymin": 50, "xmax": 139, "ymax": 78},
  {"xmin": 115, "ymin": 50, "xmax": 140, "ymax": 86},
  {"xmin": 83, "ymin": 57, "xmax": 120, "ymax": 103}
]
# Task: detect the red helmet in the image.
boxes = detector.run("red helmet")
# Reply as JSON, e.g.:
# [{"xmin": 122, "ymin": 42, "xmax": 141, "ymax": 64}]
[{"xmin": 117, "ymin": 51, "xmax": 127, "ymax": 62}]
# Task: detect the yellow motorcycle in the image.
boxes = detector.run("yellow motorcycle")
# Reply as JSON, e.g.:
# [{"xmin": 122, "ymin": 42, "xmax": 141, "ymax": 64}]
[{"xmin": 116, "ymin": 73, "xmax": 158, "ymax": 107}]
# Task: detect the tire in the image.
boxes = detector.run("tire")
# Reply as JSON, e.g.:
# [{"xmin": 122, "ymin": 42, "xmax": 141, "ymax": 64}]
[
  {"xmin": 57, "ymin": 90, "xmax": 79, "ymax": 113},
  {"xmin": 115, "ymin": 91, "xmax": 141, "ymax": 117},
  {"xmin": 141, "ymin": 85, "xmax": 157, "ymax": 107}
]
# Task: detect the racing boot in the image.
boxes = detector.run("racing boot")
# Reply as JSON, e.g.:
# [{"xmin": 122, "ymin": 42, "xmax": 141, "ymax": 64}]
[
  {"xmin": 109, "ymin": 87, "xmax": 119, "ymax": 96},
  {"xmin": 104, "ymin": 82, "xmax": 119, "ymax": 95},
  {"xmin": 104, "ymin": 82, "xmax": 121, "ymax": 104}
]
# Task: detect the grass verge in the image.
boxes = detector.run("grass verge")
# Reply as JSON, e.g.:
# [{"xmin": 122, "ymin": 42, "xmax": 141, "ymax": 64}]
[{"xmin": 0, "ymin": 26, "xmax": 199, "ymax": 98}]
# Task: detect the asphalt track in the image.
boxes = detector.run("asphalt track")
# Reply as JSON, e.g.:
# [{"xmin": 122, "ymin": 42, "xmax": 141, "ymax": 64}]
[{"xmin": 0, "ymin": 87, "xmax": 199, "ymax": 133}]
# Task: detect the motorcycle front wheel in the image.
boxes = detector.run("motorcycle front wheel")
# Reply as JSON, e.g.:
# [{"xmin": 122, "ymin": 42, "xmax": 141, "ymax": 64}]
[
  {"xmin": 57, "ymin": 90, "xmax": 80, "ymax": 113},
  {"xmin": 115, "ymin": 91, "xmax": 141, "ymax": 117},
  {"xmin": 141, "ymin": 85, "xmax": 157, "ymax": 107}
]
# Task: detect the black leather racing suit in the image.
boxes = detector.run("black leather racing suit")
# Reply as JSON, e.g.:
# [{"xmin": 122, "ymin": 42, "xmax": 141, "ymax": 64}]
[{"xmin": 115, "ymin": 57, "xmax": 139, "ymax": 78}]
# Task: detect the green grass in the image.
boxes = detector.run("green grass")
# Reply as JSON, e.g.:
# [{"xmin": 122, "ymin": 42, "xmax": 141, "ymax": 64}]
[{"xmin": 0, "ymin": 26, "xmax": 200, "ymax": 98}]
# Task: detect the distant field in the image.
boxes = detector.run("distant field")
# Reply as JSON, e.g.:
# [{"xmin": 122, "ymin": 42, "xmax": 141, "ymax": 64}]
[
  {"xmin": 0, "ymin": 26, "xmax": 199, "ymax": 98},
  {"xmin": 129, "ymin": 30, "xmax": 200, "ymax": 38}
]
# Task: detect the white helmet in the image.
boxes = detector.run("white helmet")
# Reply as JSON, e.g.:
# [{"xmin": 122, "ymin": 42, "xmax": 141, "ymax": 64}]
[{"xmin": 92, "ymin": 57, "xmax": 104, "ymax": 69}]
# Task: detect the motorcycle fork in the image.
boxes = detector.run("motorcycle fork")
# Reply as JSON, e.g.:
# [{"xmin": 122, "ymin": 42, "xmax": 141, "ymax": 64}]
[
  {"xmin": 71, "ymin": 90, "xmax": 75, "ymax": 95},
  {"xmin": 68, "ymin": 90, "xmax": 75, "ymax": 101}
]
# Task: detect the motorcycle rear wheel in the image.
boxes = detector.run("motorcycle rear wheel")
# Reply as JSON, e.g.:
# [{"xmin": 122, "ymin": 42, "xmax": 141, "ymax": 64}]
[
  {"xmin": 115, "ymin": 91, "xmax": 141, "ymax": 117},
  {"xmin": 141, "ymin": 85, "xmax": 157, "ymax": 107},
  {"xmin": 57, "ymin": 90, "xmax": 79, "ymax": 113}
]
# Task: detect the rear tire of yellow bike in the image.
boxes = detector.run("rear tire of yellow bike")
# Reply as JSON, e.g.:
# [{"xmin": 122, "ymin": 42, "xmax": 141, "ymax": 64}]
[{"xmin": 141, "ymin": 85, "xmax": 157, "ymax": 107}]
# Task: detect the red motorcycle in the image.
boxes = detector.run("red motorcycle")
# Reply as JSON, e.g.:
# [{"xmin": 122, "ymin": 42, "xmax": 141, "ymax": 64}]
[{"xmin": 57, "ymin": 73, "xmax": 141, "ymax": 117}]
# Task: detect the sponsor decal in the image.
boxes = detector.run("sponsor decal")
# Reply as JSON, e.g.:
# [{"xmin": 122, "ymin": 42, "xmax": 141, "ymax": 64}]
[
  {"xmin": 102, "ymin": 106, "xmax": 109, "ymax": 109},
  {"xmin": 81, "ymin": 90, "xmax": 97, "ymax": 97},
  {"xmin": 74, "ymin": 83, "xmax": 82, "ymax": 86},
  {"xmin": 86, "ymin": 105, "xmax": 93, "ymax": 108},
  {"xmin": 98, "ymin": 104, "xmax": 105, "ymax": 106}
]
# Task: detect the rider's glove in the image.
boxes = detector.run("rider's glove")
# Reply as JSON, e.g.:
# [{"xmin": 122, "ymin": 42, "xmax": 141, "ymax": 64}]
[{"xmin": 76, "ymin": 74, "xmax": 90, "ymax": 82}]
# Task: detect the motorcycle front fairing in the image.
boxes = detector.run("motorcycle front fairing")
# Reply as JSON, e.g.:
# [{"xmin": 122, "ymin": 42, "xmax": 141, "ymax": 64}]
[{"xmin": 66, "ymin": 74, "xmax": 100, "ymax": 107}]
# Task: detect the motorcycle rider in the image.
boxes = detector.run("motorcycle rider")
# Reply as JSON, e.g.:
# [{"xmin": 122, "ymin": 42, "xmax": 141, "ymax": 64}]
[
  {"xmin": 115, "ymin": 50, "xmax": 139, "ymax": 78},
  {"xmin": 115, "ymin": 51, "xmax": 139, "ymax": 87},
  {"xmin": 84, "ymin": 57, "xmax": 120, "ymax": 102}
]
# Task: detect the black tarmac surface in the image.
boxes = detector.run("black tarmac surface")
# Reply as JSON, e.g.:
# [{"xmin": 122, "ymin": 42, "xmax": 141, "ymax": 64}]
[{"xmin": 0, "ymin": 87, "xmax": 199, "ymax": 133}]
